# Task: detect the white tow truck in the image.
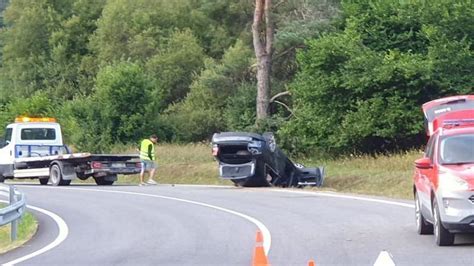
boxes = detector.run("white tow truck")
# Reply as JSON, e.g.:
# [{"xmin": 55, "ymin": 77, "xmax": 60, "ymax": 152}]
[{"xmin": 0, "ymin": 117, "xmax": 141, "ymax": 185}]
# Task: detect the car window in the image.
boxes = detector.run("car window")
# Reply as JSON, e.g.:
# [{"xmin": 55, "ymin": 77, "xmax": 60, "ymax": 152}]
[
  {"xmin": 0, "ymin": 128, "xmax": 13, "ymax": 148},
  {"xmin": 439, "ymin": 134, "xmax": 474, "ymax": 164},
  {"xmin": 21, "ymin": 128, "xmax": 56, "ymax": 140},
  {"xmin": 425, "ymin": 134, "xmax": 436, "ymax": 160},
  {"xmin": 5, "ymin": 128, "xmax": 12, "ymax": 142}
]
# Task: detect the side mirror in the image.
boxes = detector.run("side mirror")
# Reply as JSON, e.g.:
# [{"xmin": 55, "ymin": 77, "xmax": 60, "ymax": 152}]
[{"xmin": 415, "ymin": 157, "xmax": 432, "ymax": 169}]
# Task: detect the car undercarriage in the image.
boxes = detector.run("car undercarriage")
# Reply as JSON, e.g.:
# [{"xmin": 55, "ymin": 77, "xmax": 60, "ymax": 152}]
[{"xmin": 212, "ymin": 132, "xmax": 324, "ymax": 187}]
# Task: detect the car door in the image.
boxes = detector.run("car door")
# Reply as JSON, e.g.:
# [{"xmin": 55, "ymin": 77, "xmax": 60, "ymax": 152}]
[
  {"xmin": 416, "ymin": 133, "xmax": 438, "ymax": 221},
  {"xmin": 0, "ymin": 127, "xmax": 15, "ymax": 177}
]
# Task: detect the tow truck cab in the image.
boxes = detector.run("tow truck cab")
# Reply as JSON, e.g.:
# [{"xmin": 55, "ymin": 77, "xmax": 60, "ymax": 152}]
[
  {"xmin": 0, "ymin": 117, "xmax": 141, "ymax": 185},
  {"xmin": 0, "ymin": 117, "xmax": 66, "ymax": 177}
]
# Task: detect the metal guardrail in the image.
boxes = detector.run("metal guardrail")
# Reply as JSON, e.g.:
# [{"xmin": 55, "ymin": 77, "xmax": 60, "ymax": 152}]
[{"xmin": 0, "ymin": 184, "xmax": 26, "ymax": 241}]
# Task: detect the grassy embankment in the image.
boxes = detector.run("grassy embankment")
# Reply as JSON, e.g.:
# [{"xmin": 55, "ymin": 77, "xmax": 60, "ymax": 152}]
[
  {"xmin": 0, "ymin": 208, "xmax": 38, "ymax": 254},
  {"xmin": 111, "ymin": 143, "xmax": 420, "ymax": 200}
]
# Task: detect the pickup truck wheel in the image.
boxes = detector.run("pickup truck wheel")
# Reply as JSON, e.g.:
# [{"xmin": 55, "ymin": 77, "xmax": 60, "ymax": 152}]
[
  {"xmin": 433, "ymin": 199, "xmax": 455, "ymax": 246},
  {"xmin": 415, "ymin": 192, "xmax": 433, "ymax": 234},
  {"xmin": 39, "ymin": 178, "xmax": 49, "ymax": 185},
  {"xmin": 93, "ymin": 176, "xmax": 114, "ymax": 185},
  {"xmin": 50, "ymin": 164, "xmax": 71, "ymax": 186}
]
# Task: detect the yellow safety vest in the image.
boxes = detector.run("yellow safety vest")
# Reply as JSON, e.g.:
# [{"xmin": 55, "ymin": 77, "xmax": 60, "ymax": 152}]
[{"xmin": 140, "ymin": 139, "xmax": 155, "ymax": 161}]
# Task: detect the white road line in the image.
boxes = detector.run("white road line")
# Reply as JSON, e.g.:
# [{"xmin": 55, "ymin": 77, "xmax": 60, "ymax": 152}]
[
  {"xmin": 267, "ymin": 188, "xmax": 412, "ymax": 266},
  {"xmin": 268, "ymin": 189, "xmax": 415, "ymax": 209},
  {"xmin": 6, "ymin": 185, "xmax": 415, "ymax": 264},
  {"xmin": 373, "ymin": 250, "xmax": 395, "ymax": 266},
  {"xmin": 17, "ymin": 186, "xmax": 272, "ymax": 256},
  {"xmin": 1, "ymin": 203, "xmax": 69, "ymax": 266}
]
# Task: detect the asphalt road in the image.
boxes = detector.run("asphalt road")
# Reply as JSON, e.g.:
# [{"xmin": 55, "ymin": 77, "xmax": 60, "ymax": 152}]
[{"xmin": 1, "ymin": 184, "xmax": 473, "ymax": 266}]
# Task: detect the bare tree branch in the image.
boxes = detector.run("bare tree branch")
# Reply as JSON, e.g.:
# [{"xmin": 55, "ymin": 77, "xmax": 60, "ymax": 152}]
[
  {"xmin": 272, "ymin": 100, "xmax": 296, "ymax": 118},
  {"xmin": 274, "ymin": 0, "xmax": 285, "ymax": 8},
  {"xmin": 270, "ymin": 91, "xmax": 291, "ymax": 103},
  {"xmin": 273, "ymin": 45, "xmax": 305, "ymax": 61}
]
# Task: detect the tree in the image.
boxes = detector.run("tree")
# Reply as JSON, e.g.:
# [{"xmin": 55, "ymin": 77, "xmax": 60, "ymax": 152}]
[
  {"xmin": 47, "ymin": 0, "xmax": 106, "ymax": 100},
  {"xmin": 145, "ymin": 29, "xmax": 206, "ymax": 108},
  {"xmin": 161, "ymin": 40, "xmax": 254, "ymax": 141},
  {"xmin": 252, "ymin": 0, "xmax": 274, "ymax": 121},
  {"xmin": 1, "ymin": 0, "xmax": 59, "ymax": 97},
  {"xmin": 272, "ymin": 0, "xmax": 340, "ymax": 81},
  {"xmin": 60, "ymin": 62, "xmax": 155, "ymax": 152},
  {"xmin": 280, "ymin": 0, "xmax": 473, "ymax": 156}
]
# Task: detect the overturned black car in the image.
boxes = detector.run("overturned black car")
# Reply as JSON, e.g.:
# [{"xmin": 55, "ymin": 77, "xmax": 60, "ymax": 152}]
[{"xmin": 211, "ymin": 132, "xmax": 324, "ymax": 187}]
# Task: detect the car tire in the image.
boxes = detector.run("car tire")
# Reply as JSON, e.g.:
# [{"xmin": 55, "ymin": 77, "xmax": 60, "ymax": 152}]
[
  {"xmin": 0, "ymin": 175, "xmax": 4, "ymax": 183},
  {"xmin": 93, "ymin": 176, "xmax": 114, "ymax": 186},
  {"xmin": 415, "ymin": 192, "xmax": 433, "ymax": 235},
  {"xmin": 433, "ymin": 199, "xmax": 455, "ymax": 246},
  {"xmin": 39, "ymin": 178, "xmax": 49, "ymax": 185}
]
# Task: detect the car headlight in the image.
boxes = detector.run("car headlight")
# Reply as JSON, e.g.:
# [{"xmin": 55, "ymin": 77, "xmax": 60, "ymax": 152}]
[{"xmin": 439, "ymin": 173, "xmax": 469, "ymax": 191}]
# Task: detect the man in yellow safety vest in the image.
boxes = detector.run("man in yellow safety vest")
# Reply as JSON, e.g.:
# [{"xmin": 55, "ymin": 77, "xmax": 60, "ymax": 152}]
[{"xmin": 139, "ymin": 134, "xmax": 158, "ymax": 186}]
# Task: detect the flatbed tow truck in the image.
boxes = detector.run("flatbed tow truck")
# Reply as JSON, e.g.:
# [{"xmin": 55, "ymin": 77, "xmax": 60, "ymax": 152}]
[{"xmin": 0, "ymin": 117, "xmax": 141, "ymax": 185}]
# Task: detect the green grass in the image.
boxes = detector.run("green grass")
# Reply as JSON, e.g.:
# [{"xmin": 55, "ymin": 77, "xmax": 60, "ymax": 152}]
[
  {"xmin": 0, "ymin": 210, "xmax": 38, "ymax": 254},
  {"xmin": 110, "ymin": 143, "xmax": 420, "ymax": 200},
  {"xmin": 115, "ymin": 143, "xmax": 232, "ymax": 186},
  {"xmin": 301, "ymin": 150, "xmax": 422, "ymax": 199}
]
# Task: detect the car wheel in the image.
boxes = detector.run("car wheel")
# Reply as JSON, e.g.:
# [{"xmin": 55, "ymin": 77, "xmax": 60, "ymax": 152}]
[
  {"xmin": 0, "ymin": 175, "xmax": 4, "ymax": 183},
  {"xmin": 39, "ymin": 178, "xmax": 49, "ymax": 185},
  {"xmin": 433, "ymin": 199, "xmax": 455, "ymax": 246},
  {"xmin": 93, "ymin": 176, "xmax": 114, "ymax": 186},
  {"xmin": 415, "ymin": 192, "xmax": 433, "ymax": 234}
]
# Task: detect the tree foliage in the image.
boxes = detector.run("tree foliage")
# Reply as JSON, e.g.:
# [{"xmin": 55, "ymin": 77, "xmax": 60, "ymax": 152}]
[
  {"xmin": 60, "ymin": 62, "xmax": 155, "ymax": 152},
  {"xmin": 162, "ymin": 40, "xmax": 254, "ymax": 141},
  {"xmin": 280, "ymin": 0, "xmax": 473, "ymax": 155},
  {"xmin": 0, "ymin": 0, "xmax": 471, "ymax": 157}
]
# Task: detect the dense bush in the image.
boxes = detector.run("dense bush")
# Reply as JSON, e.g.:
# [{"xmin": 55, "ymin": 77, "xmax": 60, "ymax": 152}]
[
  {"xmin": 280, "ymin": 0, "xmax": 473, "ymax": 156},
  {"xmin": 59, "ymin": 62, "xmax": 156, "ymax": 152},
  {"xmin": 161, "ymin": 40, "xmax": 255, "ymax": 141},
  {"xmin": 1, "ymin": 0, "xmax": 472, "ymax": 157}
]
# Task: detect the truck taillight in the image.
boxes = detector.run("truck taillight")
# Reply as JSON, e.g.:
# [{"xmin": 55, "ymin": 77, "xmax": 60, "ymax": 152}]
[
  {"xmin": 91, "ymin": 161, "xmax": 103, "ymax": 169},
  {"xmin": 212, "ymin": 145, "xmax": 219, "ymax": 156}
]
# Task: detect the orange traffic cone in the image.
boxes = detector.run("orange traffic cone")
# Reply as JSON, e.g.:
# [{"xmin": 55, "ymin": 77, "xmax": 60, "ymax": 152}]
[
  {"xmin": 252, "ymin": 230, "xmax": 269, "ymax": 266},
  {"xmin": 255, "ymin": 230, "xmax": 264, "ymax": 243}
]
